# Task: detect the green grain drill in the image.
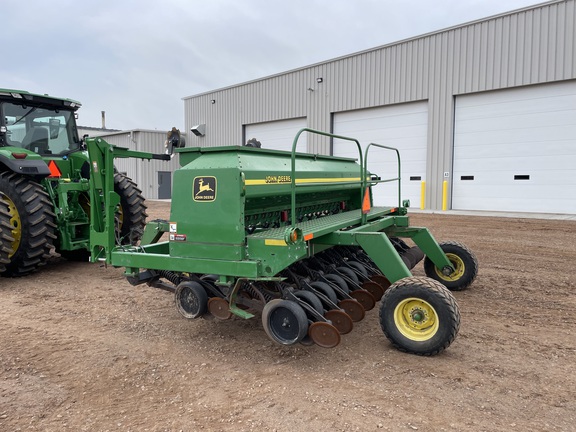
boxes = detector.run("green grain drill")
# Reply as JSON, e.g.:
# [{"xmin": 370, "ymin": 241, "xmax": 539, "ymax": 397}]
[{"xmin": 87, "ymin": 129, "xmax": 478, "ymax": 355}]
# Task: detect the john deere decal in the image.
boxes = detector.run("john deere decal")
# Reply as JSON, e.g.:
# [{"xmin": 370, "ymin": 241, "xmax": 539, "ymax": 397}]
[{"xmin": 193, "ymin": 176, "xmax": 217, "ymax": 202}]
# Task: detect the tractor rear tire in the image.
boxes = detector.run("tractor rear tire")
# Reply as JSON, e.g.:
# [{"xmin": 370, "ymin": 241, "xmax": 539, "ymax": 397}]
[
  {"xmin": 379, "ymin": 276, "xmax": 460, "ymax": 356},
  {"xmin": 424, "ymin": 241, "xmax": 478, "ymax": 291},
  {"xmin": 114, "ymin": 173, "xmax": 147, "ymax": 245},
  {"xmin": 0, "ymin": 196, "xmax": 14, "ymax": 273},
  {"xmin": 0, "ymin": 173, "xmax": 56, "ymax": 277}
]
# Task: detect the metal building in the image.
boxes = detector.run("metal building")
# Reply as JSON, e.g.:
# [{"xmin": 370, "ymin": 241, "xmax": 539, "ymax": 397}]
[
  {"xmin": 183, "ymin": 0, "xmax": 576, "ymax": 214},
  {"xmin": 96, "ymin": 129, "xmax": 180, "ymax": 199}
]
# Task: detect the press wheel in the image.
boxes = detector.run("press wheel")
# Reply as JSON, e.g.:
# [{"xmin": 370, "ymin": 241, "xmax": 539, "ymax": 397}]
[
  {"xmin": 262, "ymin": 299, "xmax": 309, "ymax": 345},
  {"xmin": 324, "ymin": 309, "xmax": 353, "ymax": 335},
  {"xmin": 175, "ymin": 281, "xmax": 208, "ymax": 319},
  {"xmin": 309, "ymin": 322, "xmax": 341, "ymax": 348},
  {"xmin": 350, "ymin": 289, "xmax": 376, "ymax": 311},
  {"xmin": 208, "ymin": 297, "xmax": 232, "ymax": 320},
  {"xmin": 338, "ymin": 299, "xmax": 365, "ymax": 322},
  {"xmin": 362, "ymin": 281, "xmax": 385, "ymax": 301}
]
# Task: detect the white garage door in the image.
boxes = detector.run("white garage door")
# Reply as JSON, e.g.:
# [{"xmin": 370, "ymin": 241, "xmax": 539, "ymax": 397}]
[
  {"xmin": 245, "ymin": 118, "xmax": 307, "ymax": 152},
  {"xmin": 333, "ymin": 102, "xmax": 428, "ymax": 207},
  {"xmin": 453, "ymin": 81, "xmax": 576, "ymax": 213}
]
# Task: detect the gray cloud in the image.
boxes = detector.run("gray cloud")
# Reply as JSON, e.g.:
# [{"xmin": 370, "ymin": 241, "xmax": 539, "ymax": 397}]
[{"xmin": 1, "ymin": 0, "xmax": 542, "ymax": 131}]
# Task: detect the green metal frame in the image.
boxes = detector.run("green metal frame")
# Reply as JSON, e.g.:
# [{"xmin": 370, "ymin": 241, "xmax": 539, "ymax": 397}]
[{"xmin": 86, "ymin": 131, "xmax": 454, "ymax": 289}]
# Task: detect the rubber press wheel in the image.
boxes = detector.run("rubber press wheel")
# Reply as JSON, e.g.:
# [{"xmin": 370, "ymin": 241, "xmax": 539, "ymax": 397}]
[
  {"xmin": 336, "ymin": 266, "xmax": 359, "ymax": 285},
  {"xmin": 294, "ymin": 290, "xmax": 324, "ymax": 315},
  {"xmin": 0, "ymin": 197, "xmax": 13, "ymax": 274},
  {"xmin": 175, "ymin": 281, "xmax": 208, "ymax": 319},
  {"xmin": 324, "ymin": 273, "xmax": 349, "ymax": 295},
  {"xmin": 347, "ymin": 261, "xmax": 369, "ymax": 278},
  {"xmin": 423, "ymin": 241, "xmax": 478, "ymax": 291},
  {"xmin": 309, "ymin": 281, "xmax": 338, "ymax": 304},
  {"xmin": 379, "ymin": 276, "xmax": 460, "ymax": 356},
  {"xmin": 262, "ymin": 299, "xmax": 309, "ymax": 345},
  {"xmin": 0, "ymin": 173, "xmax": 56, "ymax": 277}
]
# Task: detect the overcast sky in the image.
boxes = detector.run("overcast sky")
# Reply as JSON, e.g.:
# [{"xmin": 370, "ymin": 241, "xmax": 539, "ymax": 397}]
[{"xmin": 1, "ymin": 0, "xmax": 545, "ymax": 131}]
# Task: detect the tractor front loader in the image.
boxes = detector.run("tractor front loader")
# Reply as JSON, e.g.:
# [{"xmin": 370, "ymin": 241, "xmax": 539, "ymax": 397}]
[{"xmin": 86, "ymin": 128, "xmax": 478, "ymax": 356}]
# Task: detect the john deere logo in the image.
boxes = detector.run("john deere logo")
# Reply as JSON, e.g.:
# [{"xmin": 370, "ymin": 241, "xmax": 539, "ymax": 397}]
[{"xmin": 193, "ymin": 176, "xmax": 216, "ymax": 202}]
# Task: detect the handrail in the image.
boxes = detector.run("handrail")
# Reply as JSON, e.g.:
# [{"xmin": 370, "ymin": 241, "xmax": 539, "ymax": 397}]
[
  {"xmin": 290, "ymin": 128, "xmax": 364, "ymax": 229},
  {"xmin": 364, "ymin": 143, "xmax": 402, "ymax": 210}
]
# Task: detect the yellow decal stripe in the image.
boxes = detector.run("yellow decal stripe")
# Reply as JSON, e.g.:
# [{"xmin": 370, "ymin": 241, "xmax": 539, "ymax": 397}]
[
  {"xmin": 245, "ymin": 177, "xmax": 361, "ymax": 186},
  {"xmin": 265, "ymin": 239, "xmax": 288, "ymax": 246}
]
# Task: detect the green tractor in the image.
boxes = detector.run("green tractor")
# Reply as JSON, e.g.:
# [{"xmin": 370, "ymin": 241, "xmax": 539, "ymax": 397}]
[{"xmin": 0, "ymin": 89, "xmax": 147, "ymax": 277}]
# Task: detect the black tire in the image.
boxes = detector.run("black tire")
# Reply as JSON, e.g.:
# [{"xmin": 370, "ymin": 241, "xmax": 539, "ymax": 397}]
[
  {"xmin": 347, "ymin": 261, "xmax": 369, "ymax": 278},
  {"xmin": 379, "ymin": 276, "xmax": 460, "ymax": 356},
  {"xmin": 423, "ymin": 241, "xmax": 478, "ymax": 291},
  {"xmin": 310, "ymin": 281, "xmax": 338, "ymax": 304},
  {"xmin": 294, "ymin": 290, "xmax": 324, "ymax": 314},
  {"xmin": 0, "ymin": 196, "xmax": 14, "ymax": 273},
  {"xmin": 262, "ymin": 299, "xmax": 309, "ymax": 345},
  {"xmin": 175, "ymin": 281, "xmax": 208, "ymax": 319},
  {"xmin": 114, "ymin": 173, "xmax": 147, "ymax": 245},
  {"xmin": 0, "ymin": 173, "xmax": 56, "ymax": 277},
  {"xmin": 336, "ymin": 266, "xmax": 359, "ymax": 285},
  {"xmin": 323, "ymin": 273, "xmax": 349, "ymax": 294}
]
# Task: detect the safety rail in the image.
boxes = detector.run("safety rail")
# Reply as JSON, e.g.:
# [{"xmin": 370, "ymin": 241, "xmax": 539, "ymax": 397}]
[
  {"xmin": 290, "ymin": 128, "xmax": 365, "ymax": 229},
  {"xmin": 364, "ymin": 143, "xmax": 402, "ymax": 210}
]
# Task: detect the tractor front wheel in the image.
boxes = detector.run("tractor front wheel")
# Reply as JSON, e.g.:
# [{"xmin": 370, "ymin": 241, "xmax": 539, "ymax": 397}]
[
  {"xmin": 0, "ymin": 173, "xmax": 56, "ymax": 277},
  {"xmin": 379, "ymin": 276, "xmax": 460, "ymax": 356}
]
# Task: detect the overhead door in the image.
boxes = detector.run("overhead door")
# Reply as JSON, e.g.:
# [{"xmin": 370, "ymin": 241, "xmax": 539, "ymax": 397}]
[
  {"xmin": 333, "ymin": 102, "xmax": 428, "ymax": 207},
  {"xmin": 453, "ymin": 81, "xmax": 576, "ymax": 213},
  {"xmin": 244, "ymin": 118, "xmax": 307, "ymax": 152}
]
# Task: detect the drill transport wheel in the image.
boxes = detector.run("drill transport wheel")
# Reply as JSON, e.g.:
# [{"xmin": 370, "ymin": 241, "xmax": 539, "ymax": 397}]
[
  {"xmin": 350, "ymin": 289, "xmax": 376, "ymax": 311},
  {"xmin": 175, "ymin": 281, "xmax": 208, "ymax": 319},
  {"xmin": 424, "ymin": 241, "xmax": 478, "ymax": 291},
  {"xmin": 338, "ymin": 299, "xmax": 365, "ymax": 322},
  {"xmin": 324, "ymin": 309, "xmax": 353, "ymax": 335},
  {"xmin": 379, "ymin": 276, "xmax": 460, "ymax": 356},
  {"xmin": 309, "ymin": 322, "xmax": 341, "ymax": 348},
  {"xmin": 208, "ymin": 297, "xmax": 232, "ymax": 320},
  {"xmin": 262, "ymin": 299, "xmax": 309, "ymax": 345}
]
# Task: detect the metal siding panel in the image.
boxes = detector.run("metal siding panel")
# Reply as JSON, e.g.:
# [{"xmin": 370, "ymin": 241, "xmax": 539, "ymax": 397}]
[{"xmin": 183, "ymin": 0, "xmax": 576, "ymax": 210}]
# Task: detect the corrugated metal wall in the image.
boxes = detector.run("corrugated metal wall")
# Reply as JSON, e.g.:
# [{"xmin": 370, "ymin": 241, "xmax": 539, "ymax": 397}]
[
  {"xmin": 184, "ymin": 0, "xmax": 576, "ymax": 209},
  {"xmin": 100, "ymin": 130, "xmax": 180, "ymax": 199}
]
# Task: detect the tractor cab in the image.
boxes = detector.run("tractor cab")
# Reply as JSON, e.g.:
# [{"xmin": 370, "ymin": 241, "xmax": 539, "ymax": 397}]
[{"xmin": 0, "ymin": 89, "xmax": 82, "ymax": 156}]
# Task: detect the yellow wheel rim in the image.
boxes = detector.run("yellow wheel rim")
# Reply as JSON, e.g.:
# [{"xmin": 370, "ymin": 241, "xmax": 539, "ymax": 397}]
[
  {"xmin": 116, "ymin": 204, "xmax": 124, "ymax": 229},
  {"xmin": 435, "ymin": 253, "xmax": 465, "ymax": 282},
  {"xmin": 393, "ymin": 297, "xmax": 439, "ymax": 341},
  {"xmin": 2, "ymin": 194, "xmax": 21, "ymax": 258}
]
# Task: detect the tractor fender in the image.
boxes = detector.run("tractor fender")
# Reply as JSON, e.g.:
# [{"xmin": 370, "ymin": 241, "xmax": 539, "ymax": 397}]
[{"xmin": 0, "ymin": 153, "xmax": 50, "ymax": 179}]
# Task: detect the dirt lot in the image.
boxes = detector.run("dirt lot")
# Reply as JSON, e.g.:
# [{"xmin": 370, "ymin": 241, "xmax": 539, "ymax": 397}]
[{"xmin": 1, "ymin": 201, "xmax": 575, "ymax": 431}]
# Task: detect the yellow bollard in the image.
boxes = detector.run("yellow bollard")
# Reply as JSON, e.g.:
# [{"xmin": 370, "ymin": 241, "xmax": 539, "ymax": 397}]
[
  {"xmin": 442, "ymin": 180, "xmax": 448, "ymax": 211},
  {"xmin": 420, "ymin": 181, "xmax": 426, "ymax": 209}
]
